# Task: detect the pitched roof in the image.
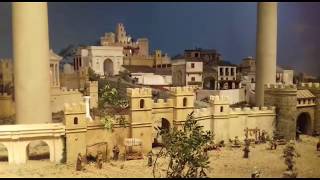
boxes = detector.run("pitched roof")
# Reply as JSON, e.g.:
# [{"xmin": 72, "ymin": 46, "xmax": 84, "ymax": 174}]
[
  {"xmin": 122, "ymin": 65, "xmax": 172, "ymax": 75},
  {"xmin": 297, "ymin": 89, "xmax": 316, "ymax": 99},
  {"xmin": 122, "ymin": 65, "xmax": 154, "ymax": 73}
]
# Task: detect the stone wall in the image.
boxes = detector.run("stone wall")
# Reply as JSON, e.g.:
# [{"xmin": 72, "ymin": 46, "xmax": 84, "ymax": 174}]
[
  {"xmin": 299, "ymin": 83, "xmax": 320, "ymax": 132},
  {"xmin": 51, "ymin": 87, "xmax": 83, "ymax": 113},
  {"xmin": 264, "ymin": 84, "xmax": 297, "ymax": 139}
]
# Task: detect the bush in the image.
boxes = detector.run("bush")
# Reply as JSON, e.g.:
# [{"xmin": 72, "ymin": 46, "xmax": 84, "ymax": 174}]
[{"xmin": 153, "ymin": 111, "xmax": 214, "ymax": 178}]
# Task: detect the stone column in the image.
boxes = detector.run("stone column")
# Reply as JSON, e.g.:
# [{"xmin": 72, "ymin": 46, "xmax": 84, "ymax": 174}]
[
  {"xmin": 255, "ymin": 2, "xmax": 278, "ymax": 106},
  {"xmin": 83, "ymin": 96, "xmax": 93, "ymax": 121},
  {"xmin": 12, "ymin": 2, "xmax": 52, "ymax": 124},
  {"xmin": 57, "ymin": 63, "xmax": 60, "ymax": 87}
]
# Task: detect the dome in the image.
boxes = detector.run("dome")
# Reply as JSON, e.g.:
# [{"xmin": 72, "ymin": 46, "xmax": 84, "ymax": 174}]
[{"xmin": 63, "ymin": 63, "xmax": 74, "ymax": 74}]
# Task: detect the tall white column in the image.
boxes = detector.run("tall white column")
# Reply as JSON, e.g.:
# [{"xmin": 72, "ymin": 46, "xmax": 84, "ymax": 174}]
[
  {"xmin": 255, "ymin": 2, "xmax": 278, "ymax": 106},
  {"xmin": 83, "ymin": 96, "xmax": 93, "ymax": 121},
  {"xmin": 12, "ymin": 2, "xmax": 52, "ymax": 124}
]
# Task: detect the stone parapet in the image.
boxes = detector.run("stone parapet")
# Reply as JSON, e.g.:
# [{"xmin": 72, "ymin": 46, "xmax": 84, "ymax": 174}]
[
  {"xmin": 127, "ymin": 88, "xmax": 152, "ymax": 98},
  {"xmin": 229, "ymin": 106, "xmax": 275, "ymax": 115},
  {"xmin": 168, "ymin": 86, "xmax": 194, "ymax": 96},
  {"xmin": 64, "ymin": 102, "xmax": 86, "ymax": 115},
  {"xmin": 152, "ymin": 98, "xmax": 174, "ymax": 108},
  {"xmin": 209, "ymin": 95, "xmax": 229, "ymax": 105}
]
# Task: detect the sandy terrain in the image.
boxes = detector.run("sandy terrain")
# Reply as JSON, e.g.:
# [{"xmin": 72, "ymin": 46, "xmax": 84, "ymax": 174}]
[{"xmin": 0, "ymin": 135, "xmax": 319, "ymax": 178}]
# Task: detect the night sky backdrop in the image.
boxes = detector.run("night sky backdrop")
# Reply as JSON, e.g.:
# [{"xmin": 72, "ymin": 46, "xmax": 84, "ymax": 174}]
[{"xmin": 0, "ymin": 2, "xmax": 319, "ymax": 76}]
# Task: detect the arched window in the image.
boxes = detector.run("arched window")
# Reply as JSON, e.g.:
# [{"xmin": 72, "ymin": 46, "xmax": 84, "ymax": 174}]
[
  {"xmin": 140, "ymin": 99, "xmax": 145, "ymax": 108},
  {"xmin": 183, "ymin": 97, "xmax": 187, "ymax": 107},
  {"xmin": 220, "ymin": 106, "xmax": 224, "ymax": 112},
  {"xmin": 74, "ymin": 117, "xmax": 78, "ymax": 125}
]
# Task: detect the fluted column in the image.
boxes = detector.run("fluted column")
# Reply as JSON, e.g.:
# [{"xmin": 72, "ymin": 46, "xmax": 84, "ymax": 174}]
[
  {"xmin": 255, "ymin": 2, "xmax": 278, "ymax": 106},
  {"xmin": 12, "ymin": 2, "xmax": 52, "ymax": 124}
]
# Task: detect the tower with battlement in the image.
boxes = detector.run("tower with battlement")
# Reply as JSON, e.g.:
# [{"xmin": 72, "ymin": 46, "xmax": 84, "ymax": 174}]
[
  {"xmin": 209, "ymin": 95, "xmax": 230, "ymax": 116},
  {"xmin": 299, "ymin": 83, "xmax": 320, "ymax": 133},
  {"xmin": 85, "ymin": 81, "xmax": 98, "ymax": 109},
  {"xmin": 168, "ymin": 86, "xmax": 195, "ymax": 128},
  {"xmin": 63, "ymin": 102, "xmax": 87, "ymax": 163},
  {"xmin": 126, "ymin": 88, "xmax": 153, "ymax": 153},
  {"xmin": 264, "ymin": 84, "xmax": 297, "ymax": 139}
]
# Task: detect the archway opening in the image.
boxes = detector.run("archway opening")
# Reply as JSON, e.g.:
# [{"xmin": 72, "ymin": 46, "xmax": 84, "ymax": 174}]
[
  {"xmin": 153, "ymin": 118, "xmax": 171, "ymax": 147},
  {"xmin": 26, "ymin": 140, "xmax": 50, "ymax": 161},
  {"xmin": 296, "ymin": 112, "xmax": 312, "ymax": 135},
  {"xmin": 103, "ymin": 59, "xmax": 114, "ymax": 77},
  {"xmin": 0, "ymin": 143, "xmax": 8, "ymax": 162},
  {"xmin": 203, "ymin": 77, "xmax": 215, "ymax": 90}
]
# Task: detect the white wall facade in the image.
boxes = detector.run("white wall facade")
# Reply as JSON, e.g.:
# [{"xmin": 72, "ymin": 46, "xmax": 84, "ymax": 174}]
[
  {"xmin": 131, "ymin": 73, "xmax": 172, "ymax": 86},
  {"xmin": 78, "ymin": 46, "xmax": 124, "ymax": 76}
]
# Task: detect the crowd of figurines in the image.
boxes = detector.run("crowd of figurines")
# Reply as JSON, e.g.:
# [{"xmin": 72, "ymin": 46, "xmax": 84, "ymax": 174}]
[
  {"xmin": 75, "ymin": 144, "xmax": 153, "ymax": 171},
  {"xmin": 73, "ymin": 128, "xmax": 320, "ymax": 178}
]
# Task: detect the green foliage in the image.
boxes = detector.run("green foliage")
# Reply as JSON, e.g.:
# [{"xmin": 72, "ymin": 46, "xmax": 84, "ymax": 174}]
[
  {"xmin": 88, "ymin": 67, "xmax": 100, "ymax": 81},
  {"xmin": 98, "ymin": 82, "xmax": 129, "ymax": 130},
  {"xmin": 119, "ymin": 70, "xmax": 131, "ymax": 82},
  {"xmin": 153, "ymin": 112, "xmax": 215, "ymax": 178}
]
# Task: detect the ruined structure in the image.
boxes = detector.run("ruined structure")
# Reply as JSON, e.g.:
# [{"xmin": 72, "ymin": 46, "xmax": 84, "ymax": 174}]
[{"xmin": 264, "ymin": 83, "xmax": 320, "ymax": 139}]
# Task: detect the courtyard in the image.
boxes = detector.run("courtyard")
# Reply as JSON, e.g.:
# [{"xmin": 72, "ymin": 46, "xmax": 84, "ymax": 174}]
[{"xmin": 0, "ymin": 135, "xmax": 319, "ymax": 178}]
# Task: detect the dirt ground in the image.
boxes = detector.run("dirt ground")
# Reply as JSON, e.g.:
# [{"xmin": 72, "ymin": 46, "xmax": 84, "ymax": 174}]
[{"xmin": 0, "ymin": 135, "xmax": 319, "ymax": 178}]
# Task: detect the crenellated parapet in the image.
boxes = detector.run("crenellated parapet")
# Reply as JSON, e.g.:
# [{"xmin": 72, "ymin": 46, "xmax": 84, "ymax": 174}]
[
  {"xmin": 0, "ymin": 92, "xmax": 10, "ymax": 97},
  {"xmin": 168, "ymin": 86, "xmax": 194, "ymax": 96},
  {"xmin": 264, "ymin": 83, "xmax": 297, "ymax": 97},
  {"xmin": 209, "ymin": 95, "xmax": 229, "ymax": 105},
  {"xmin": 193, "ymin": 108, "xmax": 212, "ymax": 118},
  {"xmin": 152, "ymin": 98, "xmax": 173, "ymax": 108},
  {"xmin": 229, "ymin": 106, "xmax": 275, "ymax": 115},
  {"xmin": 127, "ymin": 88, "xmax": 152, "ymax": 98},
  {"xmin": 0, "ymin": 58, "xmax": 12, "ymax": 65},
  {"xmin": 53, "ymin": 87, "xmax": 81, "ymax": 96},
  {"xmin": 299, "ymin": 82, "xmax": 320, "ymax": 89},
  {"xmin": 63, "ymin": 102, "xmax": 86, "ymax": 115},
  {"xmin": 264, "ymin": 83, "xmax": 297, "ymax": 90}
]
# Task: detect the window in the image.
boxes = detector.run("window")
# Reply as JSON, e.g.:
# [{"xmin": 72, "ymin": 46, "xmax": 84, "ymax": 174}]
[
  {"xmin": 183, "ymin": 97, "xmax": 187, "ymax": 107},
  {"xmin": 191, "ymin": 77, "xmax": 195, "ymax": 81},
  {"xmin": 195, "ymin": 53, "xmax": 199, "ymax": 58},
  {"xmin": 220, "ymin": 106, "xmax": 223, "ymax": 112},
  {"xmin": 231, "ymin": 68, "xmax": 234, "ymax": 76},
  {"xmin": 191, "ymin": 63, "xmax": 195, "ymax": 68},
  {"xmin": 220, "ymin": 68, "xmax": 223, "ymax": 76},
  {"xmin": 298, "ymin": 100, "xmax": 301, "ymax": 104},
  {"xmin": 74, "ymin": 117, "xmax": 78, "ymax": 125},
  {"xmin": 140, "ymin": 99, "xmax": 145, "ymax": 108}
]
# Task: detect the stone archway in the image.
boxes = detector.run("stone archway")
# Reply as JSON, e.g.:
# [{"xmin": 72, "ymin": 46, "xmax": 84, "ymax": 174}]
[
  {"xmin": 0, "ymin": 143, "xmax": 8, "ymax": 162},
  {"xmin": 26, "ymin": 140, "xmax": 50, "ymax": 161},
  {"xmin": 103, "ymin": 59, "xmax": 114, "ymax": 76},
  {"xmin": 296, "ymin": 112, "xmax": 312, "ymax": 135},
  {"xmin": 153, "ymin": 118, "xmax": 171, "ymax": 147},
  {"xmin": 203, "ymin": 76, "xmax": 215, "ymax": 90}
]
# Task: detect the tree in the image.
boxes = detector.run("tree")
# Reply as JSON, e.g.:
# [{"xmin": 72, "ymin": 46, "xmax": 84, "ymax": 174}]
[
  {"xmin": 153, "ymin": 111, "xmax": 214, "ymax": 178},
  {"xmin": 88, "ymin": 67, "xmax": 100, "ymax": 81},
  {"xmin": 98, "ymin": 82, "xmax": 129, "ymax": 131}
]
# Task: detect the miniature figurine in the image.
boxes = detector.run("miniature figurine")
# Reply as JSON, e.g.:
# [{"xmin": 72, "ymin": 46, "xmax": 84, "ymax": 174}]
[
  {"xmin": 96, "ymin": 151, "xmax": 103, "ymax": 169},
  {"xmin": 243, "ymin": 138, "xmax": 250, "ymax": 158},
  {"xmin": 147, "ymin": 151, "xmax": 153, "ymax": 167},
  {"xmin": 76, "ymin": 153, "xmax": 83, "ymax": 171},
  {"xmin": 113, "ymin": 145, "xmax": 120, "ymax": 161}
]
